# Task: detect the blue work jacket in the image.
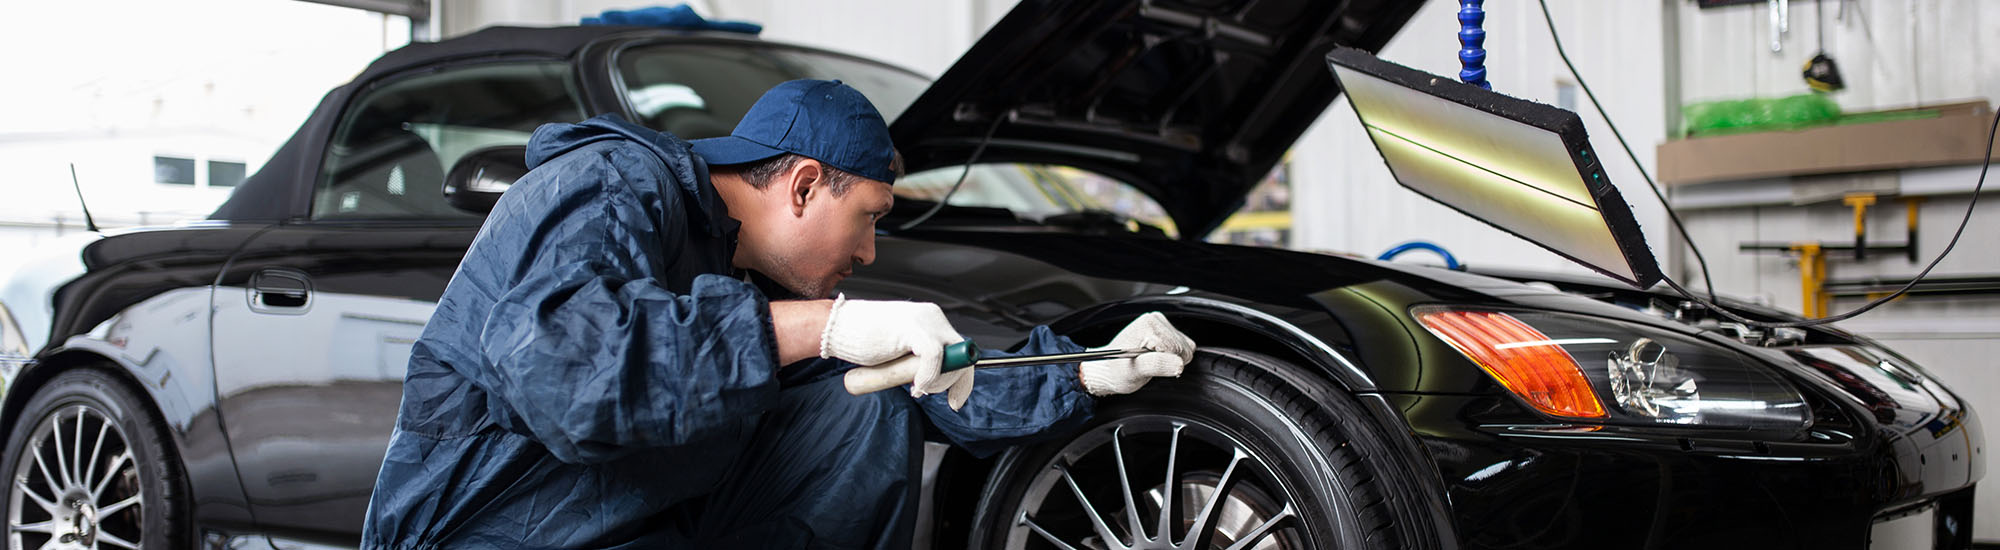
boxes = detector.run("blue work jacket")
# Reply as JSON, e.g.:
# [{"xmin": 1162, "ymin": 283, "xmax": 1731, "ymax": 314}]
[{"xmin": 360, "ymin": 115, "xmax": 1094, "ymax": 549}]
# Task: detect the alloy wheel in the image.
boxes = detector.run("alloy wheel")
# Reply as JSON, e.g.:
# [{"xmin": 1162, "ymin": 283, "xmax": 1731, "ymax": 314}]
[
  {"xmin": 1006, "ymin": 415, "xmax": 1310, "ymax": 550},
  {"xmin": 8, "ymin": 405, "xmax": 145, "ymax": 550}
]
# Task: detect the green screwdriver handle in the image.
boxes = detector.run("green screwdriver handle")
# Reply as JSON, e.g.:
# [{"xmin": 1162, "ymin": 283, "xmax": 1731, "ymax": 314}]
[
  {"xmin": 940, "ymin": 340, "xmax": 981, "ymax": 373},
  {"xmin": 843, "ymin": 340, "xmax": 980, "ymax": 395}
]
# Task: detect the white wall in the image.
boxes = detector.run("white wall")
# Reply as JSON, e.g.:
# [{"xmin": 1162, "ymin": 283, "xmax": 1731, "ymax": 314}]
[
  {"xmin": 1676, "ymin": 0, "xmax": 2000, "ymax": 114},
  {"xmin": 701, "ymin": 0, "xmax": 1016, "ymax": 78},
  {"xmin": 438, "ymin": 0, "xmax": 1019, "ymax": 78},
  {"xmin": 0, "ymin": 130, "xmax": 248, "ymax": 252},
  {"xmin": 0, "ymin": 0, "xmax": 412, "ymax": 255}
]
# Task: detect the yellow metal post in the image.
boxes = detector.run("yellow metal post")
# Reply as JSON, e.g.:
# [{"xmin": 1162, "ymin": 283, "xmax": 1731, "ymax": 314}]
[
  {"xmin": 1791, "ymin": 243, "xmax": 1828, "ymax": 317},
  {"xmin": 1905, "ymin": 197, "xmax": 1921, "ymax": 233},
  {"xmin": 1843, "ymin": 193, "xmax": 1876, "ymax": 260}
]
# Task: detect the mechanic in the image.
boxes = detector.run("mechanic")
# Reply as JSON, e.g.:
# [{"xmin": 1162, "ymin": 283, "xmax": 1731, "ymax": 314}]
[{"xmin": 359, "ymin": 79, "xmax": 1196, "ymax": 549}]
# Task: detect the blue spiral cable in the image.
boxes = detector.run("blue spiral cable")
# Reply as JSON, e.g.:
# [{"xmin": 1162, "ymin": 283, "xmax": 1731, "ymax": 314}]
[
  {"xmin": 1377, "ymin": 241, "xmax": 1462, "ymax": 270},
  {"xmin": 1458, "ymin": 0, "xmax": 1490, "ymax": 89}
]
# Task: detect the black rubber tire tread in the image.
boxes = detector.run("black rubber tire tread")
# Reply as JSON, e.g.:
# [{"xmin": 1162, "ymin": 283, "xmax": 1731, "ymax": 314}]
[
  {"xmin": 1, "ymin": 368, "xmax": 191, "ymax": 549},
  {"xmin": 970, "ymin": 347, "xmax": 1440, "ymax": 549},
  {"xmin": 1197, "ymin": 347, "xmax": 1412, "ymax": 549}
]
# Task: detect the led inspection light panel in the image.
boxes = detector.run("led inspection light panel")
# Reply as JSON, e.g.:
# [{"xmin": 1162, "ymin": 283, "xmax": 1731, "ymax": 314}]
[{"xmin": 1327, "ymin": 47, "xmax": 1662, "ymax": 289}]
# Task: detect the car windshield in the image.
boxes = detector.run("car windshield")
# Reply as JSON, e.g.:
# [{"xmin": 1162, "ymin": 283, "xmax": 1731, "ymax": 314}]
[
  {"xmin": 895, "ymin": 164, "xmax": 1176, "ymax": 236},
  {"xmin": 615, "ymin": 43, "xmax": 1174, "ymax": 235},
  {"xmin": 616, "ymin": 43, "xmax": 928, "ymax": 140}
]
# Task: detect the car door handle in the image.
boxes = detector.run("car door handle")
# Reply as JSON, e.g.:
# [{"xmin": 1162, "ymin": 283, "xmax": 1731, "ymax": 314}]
[{"xmin": 249, "ymin": 268, "xmax": 313, "ymax": 312}]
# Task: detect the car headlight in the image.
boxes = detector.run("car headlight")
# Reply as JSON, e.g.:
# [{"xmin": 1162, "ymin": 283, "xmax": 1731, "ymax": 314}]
[{"xmin": 1413, "ymin": 306, "xmax": 1809, "ymax": 429}]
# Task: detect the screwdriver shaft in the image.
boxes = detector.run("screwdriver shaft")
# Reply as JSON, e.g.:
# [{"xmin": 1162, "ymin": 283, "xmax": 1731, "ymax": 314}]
[{"xmin": 969, "ymin": 348, "xmax": 1146, "ymax": 368}]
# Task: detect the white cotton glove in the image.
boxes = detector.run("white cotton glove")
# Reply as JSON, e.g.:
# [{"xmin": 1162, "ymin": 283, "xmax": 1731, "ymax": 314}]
[
  {"xmin": 823, "ymin": 296, "xmax": 976, "ymax": 409},
  {"xmin": 1080, "ymin": 312, "xmax": 1196, "ymax": 396}
]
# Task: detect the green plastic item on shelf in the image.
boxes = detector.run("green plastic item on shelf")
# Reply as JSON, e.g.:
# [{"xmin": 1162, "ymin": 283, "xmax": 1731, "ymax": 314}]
[{"xmin": 1683, "ymin": 94, "xmax": 1843, "ymax": 136}]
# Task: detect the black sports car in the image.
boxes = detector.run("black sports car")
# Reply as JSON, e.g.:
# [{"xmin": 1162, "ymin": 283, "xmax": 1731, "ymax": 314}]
[{"xmin": 0, "ymin": 1, "xmax": 1980, "ymax": 549}]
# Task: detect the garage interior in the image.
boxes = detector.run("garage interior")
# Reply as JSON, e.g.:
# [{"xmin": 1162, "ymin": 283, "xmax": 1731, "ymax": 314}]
[{"xmin": 1, "ymin": 0, "xmax": 1997, "ymax": 548}]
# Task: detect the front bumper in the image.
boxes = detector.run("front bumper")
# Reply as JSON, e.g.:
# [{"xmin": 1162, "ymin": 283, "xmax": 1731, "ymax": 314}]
[{"xmin": 1383, "ymin": 389, "xmax": 1980, "ymax": 549}]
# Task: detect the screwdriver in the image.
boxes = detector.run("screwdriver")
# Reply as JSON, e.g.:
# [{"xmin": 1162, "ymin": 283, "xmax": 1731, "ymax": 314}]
[{"xmin": 843, "ymin": 340, "xmax": 1145, "ymax": 395}]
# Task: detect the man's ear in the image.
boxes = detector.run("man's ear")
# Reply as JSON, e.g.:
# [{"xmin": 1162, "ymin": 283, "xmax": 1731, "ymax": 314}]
[{"xmin": 786, "ymin": 159, "xmax": 823, "ymax": 217}]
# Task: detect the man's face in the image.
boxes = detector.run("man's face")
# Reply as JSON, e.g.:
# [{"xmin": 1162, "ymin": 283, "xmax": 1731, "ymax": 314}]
[{"xmin": 759, "ymin": 174, "xmax": 894, "ymax": 299}]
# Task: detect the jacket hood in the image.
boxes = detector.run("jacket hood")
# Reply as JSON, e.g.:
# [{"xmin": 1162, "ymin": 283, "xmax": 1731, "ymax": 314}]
[
  {"xmin": 528, "ymin": 113, "xmax": 682, "ymax": 169},
  {"xmin": 528, "ymin": 114, "xmax": 730, "ymax": 237}
]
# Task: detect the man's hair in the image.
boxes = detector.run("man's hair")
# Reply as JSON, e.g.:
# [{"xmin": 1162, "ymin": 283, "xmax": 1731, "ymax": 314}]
[{"xmin": 733, "ymin": 151, "xmax": 904, "ymax": 197}]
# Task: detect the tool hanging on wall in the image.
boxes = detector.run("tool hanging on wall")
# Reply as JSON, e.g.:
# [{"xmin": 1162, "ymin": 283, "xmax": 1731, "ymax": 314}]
[
  {"xmin": 1802, "ymin": 0, "xmax": 1846, "ymax": 91},
  {"xmin": 1738, "ymin": 193, "xmax": 1923, "ymax": 317},
  {"xmin": 1769, "ymin": 0, "xmax": 1790, "ymax": 52}
]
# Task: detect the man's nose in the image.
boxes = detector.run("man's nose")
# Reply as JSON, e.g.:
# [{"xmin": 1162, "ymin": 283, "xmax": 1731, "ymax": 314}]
[{"xmin": 855, "ymin": 234, "xmax": 877, "ymax": 266}]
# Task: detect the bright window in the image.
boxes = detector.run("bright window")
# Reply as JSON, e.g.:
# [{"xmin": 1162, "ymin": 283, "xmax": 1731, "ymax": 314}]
[{"xmin": 154, "ymin": 156, "xmax": 195, "ymax": 185}]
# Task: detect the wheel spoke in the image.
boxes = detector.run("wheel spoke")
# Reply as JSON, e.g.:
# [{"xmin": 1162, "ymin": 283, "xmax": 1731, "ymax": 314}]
[
  {"xmin": 1183, "ymin": 449, "xmax": 1250, "ymax": 549},
  {"xmin": 83, "ymin": 420, "xmax": 109, "ymax": 491},
  {"xmin": 97, "ymin": 530, "xmax": 140, "ymax": 550},
  {"xmin": 1056, "ymin": 464, "xmax": 1123, "ymax": 547},
  {"xmin": 91, "ymin": 452, "xmax": 131, "ymax": 500},
  {"xmin": 8, "ymin": 520, "xmax": 57, "ymax": 534},
  {"xmin": 31, "ymin": 440, "xmax": 62, "ymax": 497},
  {"xmin": 1156, "ymin": 423, "xmax": 1185, "ymax": 539},
  {"xmin": 71, "ymin": 408, "xmax": 86, "ymax": 488},
  {"xmin": 1010, "ymin": 418, "xmax": 1307, "ymax": 550},
  {"xmin": 50, "ymin": 410, "xmax": 74, "ymax": 489},
  {"xmin": 97, "ymin": 494, "xmax": 141, "ymax": 518},
  {"xmin": 1110, "ymin": 426, "xmax": 1145, "ymax": 541},
  {"xmin": 1019, "ymin": 513, "xmax": 1082, "ymax": 550},
  {"xmin": 15, "ymin": 480, "xmax": 59, "ymax": 515},
  {"xmin": 1221, "ymin": 503, "xmax": 1296, "ymax": 550}
]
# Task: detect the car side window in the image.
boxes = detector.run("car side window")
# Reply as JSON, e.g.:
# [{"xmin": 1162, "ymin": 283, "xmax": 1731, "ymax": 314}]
[{"xmin": 314, "ymin": 62, "xmax": 583, "ymax": 220}]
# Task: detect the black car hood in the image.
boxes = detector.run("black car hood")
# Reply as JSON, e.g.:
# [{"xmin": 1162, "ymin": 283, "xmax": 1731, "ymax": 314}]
[{"xmin": 890, "ymin": 0, "xmax": 1425, "ymax": 237}]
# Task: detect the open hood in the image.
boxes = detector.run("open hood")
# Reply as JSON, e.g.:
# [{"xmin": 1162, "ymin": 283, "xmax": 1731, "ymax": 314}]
[{"xmin": 891, "ymin": 0, "xmax": 1425, "ymax": 237}]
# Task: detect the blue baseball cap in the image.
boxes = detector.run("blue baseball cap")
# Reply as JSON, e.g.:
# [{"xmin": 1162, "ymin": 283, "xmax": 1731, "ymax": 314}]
[{"xmin": 690, "ymin": 79, "xmax": 899, "ymax": 184}]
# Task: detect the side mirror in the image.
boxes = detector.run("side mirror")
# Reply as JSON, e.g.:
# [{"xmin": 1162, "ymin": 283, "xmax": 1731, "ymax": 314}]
[{"xmin": 443, "ymin": 146, "xmax": 529, "ymax": 214}]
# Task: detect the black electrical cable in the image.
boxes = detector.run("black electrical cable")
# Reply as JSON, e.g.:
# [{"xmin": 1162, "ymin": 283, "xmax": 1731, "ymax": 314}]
[
  {"xmin": 898, "ymin": 113, "xmax": 1009, "ymax": 231},
  {"xmin": 1535, "ymin": 0, "xmax": 1715, "ymax": 303},
  {"xmin": 1537, "ymin": 0, "xmax": 1998, "ymax": 329}
]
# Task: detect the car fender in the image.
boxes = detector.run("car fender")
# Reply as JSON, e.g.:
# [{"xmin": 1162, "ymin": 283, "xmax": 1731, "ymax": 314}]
[
  {"xmin": 0, "ymin": 232, "xmax": 97, "ymax": 355},
  {"xmin": 1052, "ymin": 294, "xmax": 1377, "ymax": 391},
  {"xmin": 1033, "ymin": 293, "xmax": 1465, "ymax": 548},
  {"xmin": 0, "ymin": 232, "xmax": 99, "ymax": 489},
  {"xmin": 4, "ymin": 287, "xmax": 255, "ymax": 528}
]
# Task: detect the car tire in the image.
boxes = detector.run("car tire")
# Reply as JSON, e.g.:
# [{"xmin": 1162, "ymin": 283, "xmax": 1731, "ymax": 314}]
[
  {"xmin": 969, "ymin": 347, "xmax": 1440, "ymax": 549},
  {"xmin": 2, "ymin": 368, "xmax": 188, "ymax": 550}
]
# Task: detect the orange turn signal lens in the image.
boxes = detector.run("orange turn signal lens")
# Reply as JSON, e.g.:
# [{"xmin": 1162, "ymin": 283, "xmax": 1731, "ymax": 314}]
[{"xmin": 1415, "ymin": 309, "xmax": 1607, "ymax": 418}]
